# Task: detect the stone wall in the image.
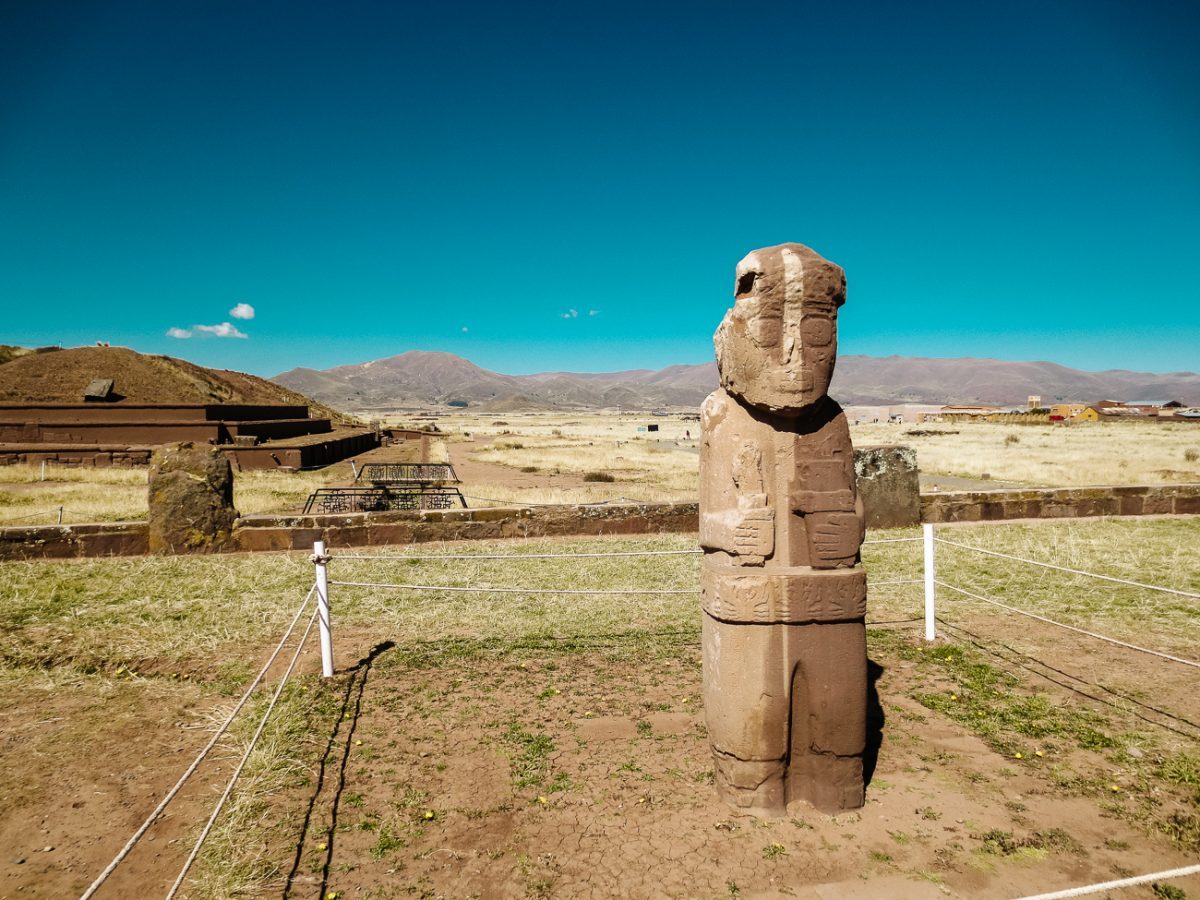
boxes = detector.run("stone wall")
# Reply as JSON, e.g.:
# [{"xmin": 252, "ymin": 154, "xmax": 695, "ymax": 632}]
[
  {"xmin": 0, "ymin": 445, "xmax": 155, "ymax": 467},
  {"xmin": 232, "ymin": 502, "xmax": 700, "ymax": 552},
  {"xmin": 0, "ymin": 522, "xmax": 149, "ymax": 559},
  {"xmin": 3, "ymin": 484, "xmax": 1198, "ymax": 561},
  {"xmin": 0, "ymin": 403, "xmax": 310, "ymax": 423},
  {"xmin": 921, "ymin": 483, "xmax": 1200, "ymax": 523}
]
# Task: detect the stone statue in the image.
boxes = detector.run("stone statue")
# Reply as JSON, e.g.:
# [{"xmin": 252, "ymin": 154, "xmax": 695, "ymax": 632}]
[{"xmin": 700, "ymin": 242, "xmax": 867, "ymax": 815}]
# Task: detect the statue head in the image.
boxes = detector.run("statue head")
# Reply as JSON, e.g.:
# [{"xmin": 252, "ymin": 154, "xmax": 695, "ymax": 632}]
[{"xmin": 714, "ymin": 242, "xmax": 846, "ymax": 415}]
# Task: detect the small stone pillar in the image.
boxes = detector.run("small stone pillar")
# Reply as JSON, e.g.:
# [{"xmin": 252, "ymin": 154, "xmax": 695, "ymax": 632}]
[
  {"xmin": 700, "ymin": 243, "xmax": 868, "ymax": 816},
  {"xmin": 148, "ymin": 443, "xmax": 237, "ymax": 553},
  {"xmin": 854, "ymin": 445, "xmax": 920, "ymax": 529}
]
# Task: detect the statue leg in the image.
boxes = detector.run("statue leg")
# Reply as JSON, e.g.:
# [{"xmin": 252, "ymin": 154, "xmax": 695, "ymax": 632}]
[
  {"xmin": 786, "ymin": 621, "xmax": 867, "ymax": 812},
  {"xmin": 702, "ymin": 613, "xmax": 793, "ymax": 816}
]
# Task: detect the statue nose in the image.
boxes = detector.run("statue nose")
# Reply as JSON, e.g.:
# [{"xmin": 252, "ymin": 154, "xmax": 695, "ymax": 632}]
[{"xmin": 784, "ymin": 334, "xmax": 801, "ymax": 365}]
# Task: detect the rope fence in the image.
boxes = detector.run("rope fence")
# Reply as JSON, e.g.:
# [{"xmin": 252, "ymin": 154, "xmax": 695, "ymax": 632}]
[
  {"xmin": 80, "ymin": 586, "xmax": 318, "ymax": 900},
  {"xmin": 1011, "ymin": 863, "xmax": 1200, "ymax": 899},
  {"xmin": 935, "ymin": 536, "xmax": 1200, "ymax": 600},
  {"xmin": 927, "ymin": 525, "xmax": 1199, "ymax": 669},
  {"xmin": 937, "ymin": 580, "xmax": 1200, "ymax": 669},
  {"xmin": 328, "ymin": 536, "xmax": 918, "ymax": 563},
  {"xmin": 165, "ymin": 605, "xmax": 319, "ymax": 898},
  {"xmin": 0, "ymin": 506, "xmax": 65, "ymax": 525}
]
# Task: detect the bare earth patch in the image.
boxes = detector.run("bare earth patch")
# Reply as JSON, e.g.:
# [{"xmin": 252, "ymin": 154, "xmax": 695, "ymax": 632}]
[
  {"xmin": 2, "ymin": 526, "xmax": 1198, "ymax": 898},
  {"xmin": 276, "ymin": 630, "xmax": 1199, "ymax": 900}
]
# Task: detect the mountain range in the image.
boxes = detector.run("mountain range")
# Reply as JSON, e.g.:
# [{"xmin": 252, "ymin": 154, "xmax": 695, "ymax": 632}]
[{"xmin": 273, "ymin": 351, "xmax": 1200, "ymax": 411}]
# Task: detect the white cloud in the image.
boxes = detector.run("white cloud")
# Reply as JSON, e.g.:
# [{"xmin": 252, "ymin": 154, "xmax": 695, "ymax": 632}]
[
  {"xmin": 561, "ymin": 308, "xmax": 579, "ymax": 319},
  {"xmin": 461, "ymin": 326, "xmax": 469, "ymax": 333},
  {"xmin": 588, "ymin": 309, "xmax": 600, "ymax": 316},
  {"xmin": 230, "ymin": 302, "xmax": 255, "ymax": 320},
  {"xmin": 194, "ymin": 322, "xmax": 249, "ymax": 339},
  {"xmin": 166, "ymin": 327, "xmax": 192, "ymax": 339}
]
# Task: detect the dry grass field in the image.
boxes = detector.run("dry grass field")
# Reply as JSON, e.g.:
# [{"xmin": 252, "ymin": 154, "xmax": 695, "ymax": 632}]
[
  {"xmin": 2, "ymin": 413, "xmax": 1197, "ymax": 523},
  {"xmin": 0, "ymin": 520, "xmax": 1198, "ymax": 897},
  {"xmin": 428, "ymin": 412, "xmax": 1200, "ymax": 508}
]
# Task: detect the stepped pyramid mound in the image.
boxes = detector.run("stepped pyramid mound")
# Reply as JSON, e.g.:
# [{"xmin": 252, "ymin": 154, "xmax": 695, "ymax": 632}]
[
  {"xmin": 0, "ymin": 346, "xmax": 375, "ymax": 470},
  {"xmin": 0, "ymin": 345, "xmax": 331, "ymax": 410}
]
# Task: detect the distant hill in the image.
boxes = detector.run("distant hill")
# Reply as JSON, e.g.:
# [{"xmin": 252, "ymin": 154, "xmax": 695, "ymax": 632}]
[
  {"xmin": 273, "ymin": 350, "xmax": 1200, "ymax": 410},
  {"xmin": 0, "ymin": 345, "xmax": 351, "ymax": 422}
]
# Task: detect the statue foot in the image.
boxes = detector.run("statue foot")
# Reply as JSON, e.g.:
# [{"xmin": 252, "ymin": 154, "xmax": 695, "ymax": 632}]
[{"xmin": 712, "ymin": 753, "xmax": 787, "ymax": 817}]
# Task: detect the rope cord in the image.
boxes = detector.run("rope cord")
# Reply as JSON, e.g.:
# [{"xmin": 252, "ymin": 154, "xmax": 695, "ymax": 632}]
[
  {"xmin": 937, "ymin": 580, "xmax": 1200, "ymax": 669},
  {"xmin": 0, "ymin": 507, "xmax": 64, "ymax": 524},
  {"xmin": 329, "ymin": 575, "xmax": 908, "ymax": 595},
  {"xmin": 165, "ymin": 606, "xmax": 319, "ymax": 899},
  {"xmin": 327, "ymin": 536, "xmax": 913, "ymax": 563},
  {"xmin": 1011, "ymin": 863, "xmax": 1200, "ymax": 899},
  {"xmin": 935, "ymin": 537, "xmax": 1200, "ymax": 600},
  {"xmin": 331, "ymin": 549, "xmax": 703, "ymax": 561},
  {"xmin": 935, "ymin": 617, "xmax": 1200, "ymax": 741},
  {"xmin": 328, "ymin": 579, "xmax": 699, "ymax": 595},
  {"xmin": 79, "ymin": 586, "xmax": 316, "ymax": 900}
]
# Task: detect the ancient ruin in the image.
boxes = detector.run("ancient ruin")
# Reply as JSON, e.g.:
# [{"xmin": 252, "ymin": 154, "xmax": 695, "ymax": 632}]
[
  {"xmin": 148, "ymin": 443, "xmax": 238, "ymax": 553},
  {"xmin": 700, "ymin": 242, "xmax": 868, "ymax": 814}
]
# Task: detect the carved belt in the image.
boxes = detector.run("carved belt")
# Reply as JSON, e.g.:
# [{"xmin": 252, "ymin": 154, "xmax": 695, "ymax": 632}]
[{"xmin": 701, "ymin": 560, "xmax": 867, "ymax": 624}]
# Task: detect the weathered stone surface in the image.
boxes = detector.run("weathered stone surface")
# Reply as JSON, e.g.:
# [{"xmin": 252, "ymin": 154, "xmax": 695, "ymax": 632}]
[
  {"xmin": 714, "ymin": 244, "xmax": 846, "ymax": 416},
  {"xmin": 0, "ymin": 522, "xmax": 148, "ymax": 560},
  {"xmin": 701, "ymin": 242, "xmax": 867, "ymax": 815},
  {"xmin": 854, "ymin": 445, "xmax": 920, "ymax": 528},
  {"xmin": 920, "ymin": 483, "xmax": 1200, "ymax": 523},
  {"xmin": 147, "ymin": 443, "xmax": 237, "ymax": 553}
]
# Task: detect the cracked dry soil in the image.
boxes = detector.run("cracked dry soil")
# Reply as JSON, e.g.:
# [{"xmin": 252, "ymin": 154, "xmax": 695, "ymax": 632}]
[{"xmin": 279, "ymin": 633, "xmax": 1200, "ymax": 900}]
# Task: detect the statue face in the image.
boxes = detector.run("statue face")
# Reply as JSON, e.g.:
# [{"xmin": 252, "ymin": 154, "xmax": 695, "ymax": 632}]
[{"xmin": 714, "ymin": 243, "xmax": 846, "ymax": 415}]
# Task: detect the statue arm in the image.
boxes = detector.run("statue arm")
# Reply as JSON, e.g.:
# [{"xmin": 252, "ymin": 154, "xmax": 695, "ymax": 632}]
[
  {"xmin": 700, "ymin": 501, "xmax": 774, "ymax": 560},
  {"xmin": 699, "ymin": 390, "xmax": 775, "ymax": 563}
]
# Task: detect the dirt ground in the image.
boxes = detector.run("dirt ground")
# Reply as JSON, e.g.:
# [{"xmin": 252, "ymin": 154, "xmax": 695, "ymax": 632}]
[
  {"xmin": 447, "ymin": 437, "xmax": 600, "ymax": 501},
  {"xmin": 4, "ymin": 619, "xmax": 1198, "ymax": 900}
]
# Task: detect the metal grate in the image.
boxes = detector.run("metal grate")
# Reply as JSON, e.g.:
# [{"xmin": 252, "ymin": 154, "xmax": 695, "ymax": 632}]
[
  {"xmin": 302, "ymin": 486, "xmax": 467, "ymax": 515},
  {"xmin": 357, "ymin": 463, "xmax": 460, "ymax": 485}
]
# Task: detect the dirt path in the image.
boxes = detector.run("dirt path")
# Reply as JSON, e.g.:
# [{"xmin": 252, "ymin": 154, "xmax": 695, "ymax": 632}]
[{"xmin": 447, "ymin": 437, "xmax": 597, "ymax": 502}]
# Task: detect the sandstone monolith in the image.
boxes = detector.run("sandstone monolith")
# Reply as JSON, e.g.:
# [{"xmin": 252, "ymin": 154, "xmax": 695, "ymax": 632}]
[
  {"xmin": 700, "ymin": 242, "xmax": 868, "ymax": 815},
  {"xmin": 148, "ymin": 443, "xmax": 237, "ymax": 553}
]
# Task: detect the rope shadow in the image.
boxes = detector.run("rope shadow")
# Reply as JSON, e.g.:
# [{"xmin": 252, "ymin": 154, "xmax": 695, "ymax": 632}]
[
  {"xmin": 936, "ymin": 618, "xmax": 1200, "ymax": 741},
  {"xmin": 283, "ymin": 640, "xmax": 395, "ymax": 899}
]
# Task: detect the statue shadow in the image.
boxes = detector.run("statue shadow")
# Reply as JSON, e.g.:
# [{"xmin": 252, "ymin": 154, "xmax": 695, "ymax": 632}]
[{"xmin": 864, "ymin": 659, "xmax": 886, "ymax": 786}]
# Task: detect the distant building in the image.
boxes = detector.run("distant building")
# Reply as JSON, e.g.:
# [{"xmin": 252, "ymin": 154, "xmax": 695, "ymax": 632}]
[
  {"xmin": 1049, "ymin": 403, "xmax": 1088, "ymax": 421},
  {"xmin": 1079, "ymin": 405, "xmax": 1148, "ymax": 422},
  {"xmin": 939, "ymin": 405, "xmax": 1000, "ymax": 416},
  {"xmin": 1027, "ymin": 395, "xmax": 1042, "ymax": 409}
]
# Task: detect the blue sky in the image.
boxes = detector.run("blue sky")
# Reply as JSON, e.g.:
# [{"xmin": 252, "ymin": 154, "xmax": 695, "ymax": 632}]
[{"xmin": 2, "ymin": 1, "xmax": 1197, "ymax": 377}]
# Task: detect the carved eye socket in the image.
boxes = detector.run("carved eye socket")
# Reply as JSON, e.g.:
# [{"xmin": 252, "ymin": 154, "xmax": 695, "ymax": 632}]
[
  {"xmin": 736, "ymin": 271, "xmax": 758, "ymax": 296},
  {"xmin": 748, "ymin": 313, "xmax": 782, "ymax": 347},
  {"xmin": 801, "ymin": 316, "xmax": 832, "ymax": 346}
]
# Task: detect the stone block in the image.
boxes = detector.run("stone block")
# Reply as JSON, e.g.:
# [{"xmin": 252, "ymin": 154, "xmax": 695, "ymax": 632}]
[
  {"xmin": 148, "ymin": 444, "xmax": 237, "ymax": 554},
  {"xmin": 853, "ymin": 445, "xmax": 920, "ymax": 528}
]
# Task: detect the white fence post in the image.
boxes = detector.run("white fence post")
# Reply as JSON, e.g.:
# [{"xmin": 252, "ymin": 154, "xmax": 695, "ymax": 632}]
[
  {"xmin": 57, "ymin": 506, "xmax": 63, "ymax": 525},
  {"xmin": 313, "ymin": 540, "xmax": 334, "ymax": 677},
  {"xmin": 923, "ymin": 523, "xmax": 936, "ymax": 641}
]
